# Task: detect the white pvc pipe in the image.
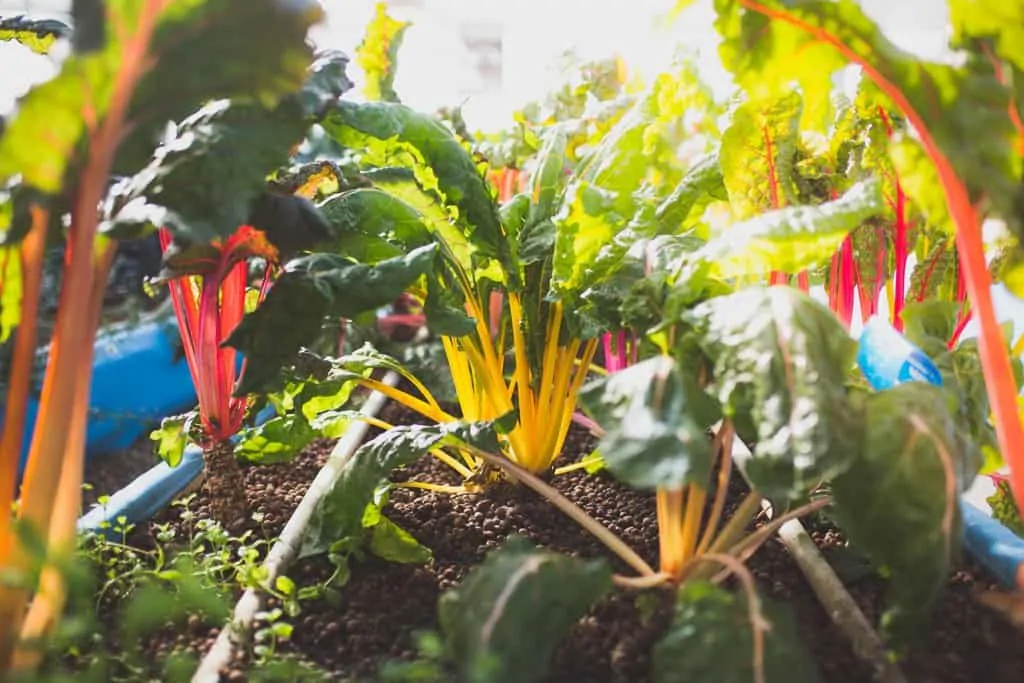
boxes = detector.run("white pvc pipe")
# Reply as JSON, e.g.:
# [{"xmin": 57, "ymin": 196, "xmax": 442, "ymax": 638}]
[{"xmin": 191, "ymin": 371, "xmax": 400, "ymax": 683}]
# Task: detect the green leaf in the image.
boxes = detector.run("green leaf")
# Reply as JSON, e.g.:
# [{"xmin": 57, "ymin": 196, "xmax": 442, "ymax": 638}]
[
  {"xmin": 320, "ymin": 101, "xmax": 509, "ymax": 272},
  {"xmin": 301, "ymin": 419, "xmax": 507, "ymax": 556},
  {"xmin": 577, "ymin": 356, "xmax": 715, "ymax": 490},
  {"xmin": 830, "ymin": 382, "xmax": 980, "ymax": 644},
  {"xmin": 0, "ymin": 0, "xmax": 322, "ymax": 195},
  {"xmin": 987, "ymin": 479, "xmax": 1024, "ymax": 538},
  {"xmin": 949, "ymin": 0, "xmax": 1024, "ymax": 73},
  {"xmin": 0, "ymin": 15, "xmax": 70, "ymax": 55},
  {"xmin": 367, "ymin": 515, "xmax": 432, "ymax": 564},
  {"xmin": 318, "ymin": 187, "xmax": 433, "ymax": 262},
  {"xmin": 711, "ymin": 0, "xmax": 1020, "ymax": 238},
  {"xmin": 107, "ymin": 51, "xmax": 351, "ymax": 245},
  {"xmin": 0, "ymin": 245, "xmax": 21, "ymax": 342},
  {"xmin": 719, "ymin": 92, "xmax": 802, "ymax": 217},
  {"xmin": 653, "ymin": 580, "xmax": 820, "ymax": 683},
  {"xmin": 228, "ymin": 243, "xmax": 438, "ymax": 394},
  {"xmin": 437, "ymin": 537, "xmax": 613, "ymax": 683},
  {"xmin": 700, "ymin": 179, "xmax": 885, "ymax": 278},
  {"xmin": 654, "ymin": 152, "xmax": 725, "ymax": 232},
  {"xmin": 688, "ymin": 287, "xmax": 860, "ymax": 499},
  {"xmin": 234, "ymin": 414, "xmax": 316, "ymax": 464},
  {"xmin": 355, "ymin": 1, "xmax": 410, "ymax": 103},
  {"xmin": 150, "ymin": 413, "xmax": 193, "ymax": 468}
]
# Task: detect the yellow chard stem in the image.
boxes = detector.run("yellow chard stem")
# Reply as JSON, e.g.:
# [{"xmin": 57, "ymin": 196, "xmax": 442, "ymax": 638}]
[
  {"xmin": 695, "ymin": 420, "xmax": 735, "ymax": 557},
  {"xmin": 357, "ymin": 377, "xmax": 456, "ymax": 425},
  {"xmin": 679, "ymin": 484, "xmax": 707, "ymax": 564},
  {"xmin": 657, "ymin": 487, "xmax": 687, "ymax": 577}
]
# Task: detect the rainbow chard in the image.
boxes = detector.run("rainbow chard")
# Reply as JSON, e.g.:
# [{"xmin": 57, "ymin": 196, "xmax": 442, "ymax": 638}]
[
  {"xmin": 156, "ymin": 226, "xmax": 278, "ymax": 527},
  {"xmin": 0, "ymin": 0, "xmax": 326, "ymax": 672},
  {"xmin": 704, "ymin": 0, "xmax": 1024, "ymax": 557}
]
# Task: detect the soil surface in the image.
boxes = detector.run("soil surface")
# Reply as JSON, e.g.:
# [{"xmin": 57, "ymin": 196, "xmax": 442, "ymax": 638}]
[
  {"xmin": 271, "ymin": 402, "xmax": 1024, "ymax": 683},
  {"xmin": 67, "ymin": 438, "xmax": 340, "ymax": 680},
  {"xmin": 82, "ymin": 435, "xmax": 160, "ymax": 511}
]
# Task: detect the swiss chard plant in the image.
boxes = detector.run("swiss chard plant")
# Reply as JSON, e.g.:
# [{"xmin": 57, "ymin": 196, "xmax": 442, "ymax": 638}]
[
  {"xmin": 689, "ymin": 0, "xmax": 1024, "ymax": 579},
  {"xmin": 143, "ymin": 51, "xmax": 438, "ymax": 530},
  {"xmin": 0, "ymin": 0, "xmax": 327, "ymax": 673}
]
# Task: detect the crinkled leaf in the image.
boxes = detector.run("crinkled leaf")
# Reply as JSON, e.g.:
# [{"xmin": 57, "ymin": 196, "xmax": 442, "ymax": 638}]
[
  {"xmin": 908, "ymin": 238, "xmax": 958, "ymax": 303},
  {"xmin": 106, "ymin": 51, "xmax": 351, "ymax": 245},
  {"xmin": 654, "ymin": 152, "xmax": 725, "ymax": 232},
  {"xmin": 577, "ymin": 356, "xmax": 716, "ymax": 490},
  {"xmin": 301, "ymin": 418, "xmax": 508, "ymax": 556},
  {"xmin": 438, "ymin": 537, "xmax": 612, "ymax": 683},
  {"xmin": 228, "ymin": 243, "xmax": 438, "ymax": 394},
  {"xmin": 712, "ymin": 0, "xmax": 1020, "ymax": 237},
  {"xmin": 0, "ymin": 15, "xmax": 69, "ymax": 55},
  {"xmin": 653, "ymin": 580, "xmax": 820, "ymax": 683},
  {"xmin": 318, "ymin": 187, "xmax": 433, "ymax": 262},
  {"xmin": 688, "ymin": 287, "xmax": 860, "ymax": 499},
  {"xmin": 700, "ymin": 179, "xmax": 884, "ymax": 278},
  {"xmin": 355, "ymin": 1, "xmax": 409, "ymax": 103},
  {"xmin": 0, "ymin": 0, "xmax": 323, "ymax": 194},
  {"xmin": 320, "ymin": 100, "xmax": 509, "ymax": 271},
  {"xmin": 719, "ymin": 92, "xmax": 802, "ymax": 217},
  {"xmin": 830, "ymin": 382, "xmax": 980, "ymax": 645}
]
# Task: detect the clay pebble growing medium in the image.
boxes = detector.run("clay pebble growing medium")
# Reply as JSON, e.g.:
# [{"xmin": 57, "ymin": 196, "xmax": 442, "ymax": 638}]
[
  {"xmin": 87, "ymin": 437, "xmax": 340, "ymax": 676},
  {"xmin": 269, "ymin": 402, "xmax": 1024, "ymax": 683},
  {"xmin": 81, "ymin": 435, "xmax": 160, "ymax": 511}
]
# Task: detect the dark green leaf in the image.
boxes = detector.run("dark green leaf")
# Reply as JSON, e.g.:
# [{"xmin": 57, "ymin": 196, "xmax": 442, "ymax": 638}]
[
  {"xmin": 108, "ymin": 51, "xmax": 351, "ymax": 245},
  {"xmin": 228, "ymin": 243, "xmax": 438, "ymax": 394},
  {"xmin": 318, "ymin": 187, "xmax": 433, "ymax": 262},
  {"xmin": 830, "ymin": 382, "xmax": 981, "ymax": 644},
  {"xmin": 577, "ymin": 356, "xmax": 715, "ymax": 490},
  {"xmin": 321, "ymin": 100, "xmax": 510, "ymax": 272},
  {"xmin": 438, "ymin": 537, "xmax": 612, "ymax": 683},
  {"xmin": 301, "ymin": 419, "xmax": 507, "ymax": 556},
  {"xmin": 653, "ymin": 580, "xmax": 820, "ymax": 683},
  {"xmin": 0, "ymin": 0, "xmax": 322, "ymax": 195},
  {"xmin": 688, "ymin": 287, "xmax": 860, "ymax": 499}
]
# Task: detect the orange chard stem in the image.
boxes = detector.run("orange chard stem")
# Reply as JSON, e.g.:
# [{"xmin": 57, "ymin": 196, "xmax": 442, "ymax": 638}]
[
  {"xmin": 12, "ymin": 242, "xmax": 115, "ymax": 670},
  {"xmin": 1, "ymin": 0, "xmax": 166, "ymax": 667},
  {"xmin": 0, "ymin": 205, "xmax": 49, "ymax": 560},
  {"xmin": 738, "ymin": 0, "xmax": 1024, "ymax": 543}
]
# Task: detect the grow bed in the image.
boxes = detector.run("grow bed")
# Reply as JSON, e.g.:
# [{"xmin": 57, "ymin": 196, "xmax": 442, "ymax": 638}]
[
  {"xmin": 228, "ymin": 401, "xmax": 1018, "ymax": 683},
  {"xmin": 78, "ymin": 393, "xmax": 1021, "ymax": 683}
]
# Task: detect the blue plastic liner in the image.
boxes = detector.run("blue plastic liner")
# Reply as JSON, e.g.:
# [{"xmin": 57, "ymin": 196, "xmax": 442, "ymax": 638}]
[
  {"xmin": 4, "ymin": 313, "xmax": 198, "ymax": 481},
  {"xmin": 78, "ymin": 405, "xmax": 276, "ymax": 537},
  {"xmin": 858, "ymin": 316, "xmax": 1024, "ymax": 588}
]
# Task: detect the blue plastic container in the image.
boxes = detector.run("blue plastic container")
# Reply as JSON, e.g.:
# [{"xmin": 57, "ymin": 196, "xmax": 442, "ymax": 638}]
[
  {"xmin": 1, "ymin": 312, "xmax": 197, "ymax": 482},
  {"xmin": 857, "ymin": 315, "xmax": 1024, "ymax": 588}
]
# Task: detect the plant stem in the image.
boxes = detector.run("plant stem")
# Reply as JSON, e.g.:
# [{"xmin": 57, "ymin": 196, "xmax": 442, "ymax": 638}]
[{"xmin": 465, "ymin": 445, "xmax": 656, "ymax": 578}]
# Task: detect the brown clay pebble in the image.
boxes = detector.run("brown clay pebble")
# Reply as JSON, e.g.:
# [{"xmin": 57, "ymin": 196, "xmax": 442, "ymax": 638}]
[{"xmin": 275, "ymin": 402, "xmax": 1024, "ymax": 683}]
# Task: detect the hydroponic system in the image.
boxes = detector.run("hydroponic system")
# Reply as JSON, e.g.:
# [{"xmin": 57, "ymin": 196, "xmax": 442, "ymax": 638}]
[{"xmin": 1, "ymin": 1, "xmax": 1024, "ymax": 682}]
